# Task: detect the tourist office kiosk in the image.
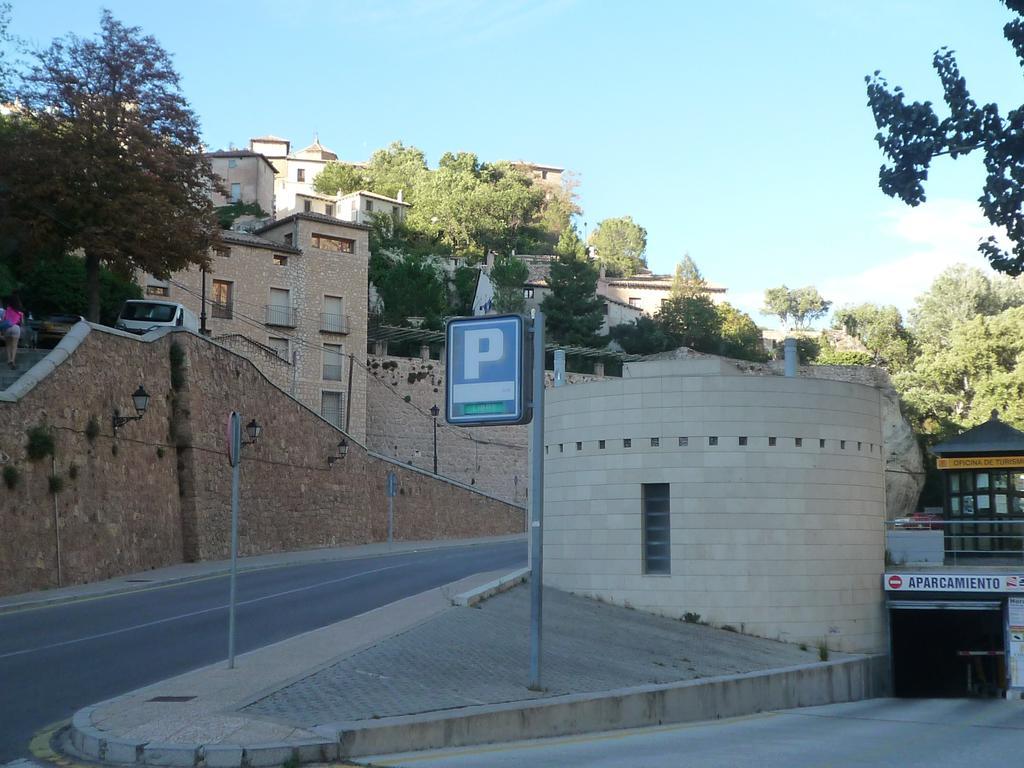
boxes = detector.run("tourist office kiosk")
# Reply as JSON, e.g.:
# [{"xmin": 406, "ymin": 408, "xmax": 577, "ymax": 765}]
[{"xmin": 884, "ymin": 412, "xmax": 1024, "ymax": 697}]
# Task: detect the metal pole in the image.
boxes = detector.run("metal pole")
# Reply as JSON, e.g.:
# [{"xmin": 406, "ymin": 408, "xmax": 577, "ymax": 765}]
[
  {"xmin": 228, "ymin": 414, "xmax": 241, "ymax": 669},
  {"xmin": 388, "ymin": 493, "xmax": 394, "ymax": 547},
  {"xmin": 52, "ymin": 452, "xmax": 62, "ymax": 587},
  {"xmin": 433, "ymin": 416, "xmax": 438, "ymax": 475},
  {"xmin": 200, "ymin": 267, "xmax": 209, "ymax": 336},
  {"xmin": 529, "ymin": 311, "xmax": 545, "ymax": 690}
]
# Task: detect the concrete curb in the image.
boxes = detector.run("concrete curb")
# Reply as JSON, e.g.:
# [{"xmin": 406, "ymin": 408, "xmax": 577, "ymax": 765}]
[
  {"xmin": 330, "ymin": 654, "xmax": 891, "ymax": 758},
  {"xmin": 67, "ymin": 655, "xmax": 888, "ymax": 766},
  {"xmin": 452, "ymin": 567, "xmax": 529, "ymax": 607}
]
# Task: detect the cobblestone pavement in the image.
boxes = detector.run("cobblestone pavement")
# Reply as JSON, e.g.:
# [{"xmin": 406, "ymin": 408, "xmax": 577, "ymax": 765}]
[{"xmin": 244, "ymin": 585, "xmax": 822, "ymax": 726}]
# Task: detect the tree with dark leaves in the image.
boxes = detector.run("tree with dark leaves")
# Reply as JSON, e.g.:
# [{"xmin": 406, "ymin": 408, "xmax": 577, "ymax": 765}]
[
  {"xmin": 866, "ymin": 0, "xmax": 1024, "ymax": 275},
  {"xmin": 3, "ymin": 11, "xmax": 219, "ymax": 321}
]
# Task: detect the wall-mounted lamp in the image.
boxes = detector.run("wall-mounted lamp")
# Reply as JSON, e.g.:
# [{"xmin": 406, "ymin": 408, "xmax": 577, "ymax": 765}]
[
  {"xmin": 112, "ymin": 385, "xmax": 151, "ymax": 432},
  {"xmin": 243, "ymin": 419, "xmax": 263, "ymax": 445},
  {"xmin": 327, "ymin": 437, "xmax": 349, "ymax": 467}
]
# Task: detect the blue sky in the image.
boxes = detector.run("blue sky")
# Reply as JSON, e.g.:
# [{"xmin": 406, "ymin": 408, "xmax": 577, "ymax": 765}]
[{"xmin": 9, "ymin": 1, "xmax": 1022, "ymax": 325}]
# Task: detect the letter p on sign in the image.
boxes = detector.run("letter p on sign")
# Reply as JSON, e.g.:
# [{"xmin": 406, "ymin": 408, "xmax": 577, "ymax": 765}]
[{"xmin": 464, "ymin": 328, "xmax": 503, "ymax": 380}]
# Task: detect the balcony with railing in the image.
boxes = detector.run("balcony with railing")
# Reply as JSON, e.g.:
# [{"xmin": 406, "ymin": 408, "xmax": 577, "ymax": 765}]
[
  {"xmin": 265, "ymin": 304, "xmax": 297, "ymax": 327},
  {"xmin": 886, "ymin": 517, "xmax": 1024, "ymax": 567},
  {"xmin": 320, "ymin": 313, "xmax": 350, "ymax": 334},
  {"xmin": 212, "ymin": 300, "xmax": 233, "ymax": 320}
]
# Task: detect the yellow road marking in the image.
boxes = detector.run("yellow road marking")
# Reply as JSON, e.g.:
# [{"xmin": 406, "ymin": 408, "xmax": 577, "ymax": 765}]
[
  {"xmin": 27, "ymin": 719, "xmax": 90, "ymax": 768},
  {"xmin": 364, "ymin": 712, "xmax": 779, "ymax": 765}
]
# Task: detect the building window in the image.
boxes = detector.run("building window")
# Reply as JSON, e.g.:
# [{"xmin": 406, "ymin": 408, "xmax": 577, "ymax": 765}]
[
  {"xmin": 322, "ymin": 295, "xmax": 346, "ymax": 333},
  {"xmin": 230, "ymin": 182, "xmax": 241, "ymax": 202},
  {"xmin": 599, "ymin": 440, "xmax": 606, "ymax": 449},
  {"xmin": 642, "ymin": 483, "xmax": 671, "ymax": 575},
  {"xmin": 624, "ymin": 438, "xmax": 632, "ymax": 448},
  {"xmin": 211, "ymin": 279, "xmax": 233, "ymax": 319},
  {"xmin": 678, "ymin": 437, "xmax": 688, "ymax": 446},
  {"xmin": 541, "ymin": 170, "xmax": 548, "ymax": 180},
  {"xmin": 576, "ymin": 442, "xmax": 582, "ymax": 451},
  {"xmin": 323, "ymin": 343, "xmax": 344, "ymax": 381},
  {"xmin": 604, "ymin": 303, "xmax": 609, "ymax": 314},
  {"xmin": 273, "ymin": 254, "xmax": 288, "ymax": 266},
  {"xmin": 841, "ymin": 440, "xmax": 847, "ymax": 449},
  {"xmin": 769, "ymin": 436, "xmax": 777, "ymax": 446},
  {"xmin": 709, "ymin": 436, "xmax": 718, "ymax": 446},
  {"xmin": 820, "ymin": 439, "xmax": 826, "ymax": 448},
  {"xmin": 297, "ymin": 168, "xmax": 305, "ymax": 182},
  {"xmin": 392, "ymin": 205, "xmax": 399, "ymax": 216},
  {"xmin": 739, "ymin": 436, "xmax": 748, "ymax": 446},
  {"xmin": 651, "ymin": 437, "xmax": 660, "ymax": 447},
  {"xmin": 214, "ymin": 246, "xmax": 231, "ymax": 258},
  {"xmin": 321, "ymin": 391, "xmax": 344, "ymax": 428},
  {"xmin": 311, "ymin": 233, "xmax": 355, "ymax": 253},
  {"xmin": 524, "ymin": 288, "xmax": 535, "ymax": 299},
  {"xmin": 795, "ymin": 438, "xmax": 803, "ymax": 447},
  {"xmin": 365, "ymin": 199, "xmax": 374, "ymax": 212},
  {"xmin": 267, "ymin": 337, "xmax": 289, "ymax": 360},
  {"xmin": 228, "ymin": 158, "xmax": 237, "ymax": 169},
  {"xmin": 303, "ymin": 200, "xmax": 312, "ymax": 213},
  {"xmin": 559, "ymin": 444, "xmax": 564, "ymax": 453},
  {"xmin": 146, "ymin": 285, "xmax": 170, "ymax": 297},
  {"xmin": 629, "ymin": 297, "xmax": 642, "ymax": 307},
  {"xmin": 284, "ymin": 233, "xmax": 294, "ymax": 246},
  {"xmin": 858, "ymin": 441, "xmax": 862, "ymax": 450},
  {"xmin": 266, "ymin": 287, "xmax": 294, "ymax": 326},
  {"xmin": 325, "ymin": 203, "xmax": 335, "ymax": 217}
]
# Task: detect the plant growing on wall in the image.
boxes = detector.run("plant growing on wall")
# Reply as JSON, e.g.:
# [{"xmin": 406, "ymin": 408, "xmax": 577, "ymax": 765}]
[
  {"xmin": 25, "ymin": 425, "xmax": 54, "ymax": 461},
  {"xmin": 3, "ymin": 464, "xmax": 19, "ymax": 490},
  {"xmin": 48, "ymin": 474, "xmax": 63, "ymax": 494},
  {"xmin": 85, "ymin": 416, "xmax": 100, "ymax": 443}
]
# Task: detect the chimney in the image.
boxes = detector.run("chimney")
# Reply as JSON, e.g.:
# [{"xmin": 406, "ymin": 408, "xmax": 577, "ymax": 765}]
[
  {"xmin": 784, "ymin": 338, "xmax": 797, "ymax": 377},
  {"xmin": 599, "ymin": 264, "xmax": 606, "ymax": 279},
  {"xmin": 397, "ymin": 189, "xmax": 404, "ymax": 203}
]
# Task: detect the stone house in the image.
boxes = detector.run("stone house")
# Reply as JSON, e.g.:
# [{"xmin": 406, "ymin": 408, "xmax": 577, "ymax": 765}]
[
  {"xmin": 286, "ymin": 190, "xmax": 410, "ymax": 226},
  {"xmin": 141, "ymin": 212, "xmax": 370, "ymax": 442},
  {"xmin": 204, "ymin": 149, "xmax": 276, "ymax": 215},
  {"xmin": 598, "ymin": 269, "xmax": 727, "ymax": 317}
]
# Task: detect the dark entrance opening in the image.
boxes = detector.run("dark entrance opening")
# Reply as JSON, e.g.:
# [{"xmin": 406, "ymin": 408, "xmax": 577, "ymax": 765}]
[{"xmin": 891, "ymin": 604, "xmax": 1004, "ymax": 697}]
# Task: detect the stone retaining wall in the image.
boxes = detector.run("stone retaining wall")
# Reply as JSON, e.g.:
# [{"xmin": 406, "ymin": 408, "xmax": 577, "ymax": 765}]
[{"xmin": 0, "ymin": 327, "xmax": 524, "ymax": 596}]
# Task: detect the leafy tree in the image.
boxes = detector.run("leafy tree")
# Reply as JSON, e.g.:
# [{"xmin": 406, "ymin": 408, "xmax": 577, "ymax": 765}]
[
  {"xmin": 313, "ymin": 161, "xmax": 369, "ymax": 197},
  {"xmin": 671, "ymin": 254, "xmax": 706, "ymax": 298},
  {"xmin": 761, "ymin": 285, "xmax": 830, "ymax": 328},
  {"xmin": 588, "ymin": 216, "xmax": 647, "ymax": 277},
  {"xmin": 815, "ymin": 347, "xmax": 874, "ymax": 366},
  {"xmin": 716, "ymin": 302, "xmax": 767, "ymax": 362},
  {"xmin": 451, "ymin": 265, "xmax": 479, "ymax": 316},
  {"xmin": 540, "ymin": 229, "xmax": 605, "ymax": 347},
  {"xmin": 216, "ymin": 201, "xmax": 268, "ymax": 229},
  {"xmin": 832, "ymin": 303, "xmax": 913, "ymax": 369},
  {"xmin": 0, "ymin": 3, "xmax": 13, "ymax": 103},
  {"xmin": 371, "ymin": 253, "xmax": 448, "ymax": 325},
  {"xmin": 5, "ymin": 11, "xmax": 220, "ymax": 321},
  {"xmin": 908, "ymin": 264, "xmax": 1024, "ymax": 351},
  {"xmin": 609, "ymin": 315, "xmax": 674, "ymax": 355},
  {"xmin": 866, "ymin": 0, "xmax": 1024, "ymax": 275},
  {"xmin": 14, "ymin": 253, "xmax": 141, "ymax": 325},
  {"xmin": 489, "ymin": 254, "xmax": 528, "ymax": 314},
  {"xmin": 656, "ymin": 294, "xmax": 722, "ymax": 353}
]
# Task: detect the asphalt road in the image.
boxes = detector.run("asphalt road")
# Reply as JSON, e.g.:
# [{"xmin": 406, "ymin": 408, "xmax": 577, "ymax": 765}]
[
  {"xmin": 372, "ymin": 697, "xmax": 1024, "ymax": 768},
  {"xmin": 0, "ymin": 539, "xmax": 526, "ymax": 763}
]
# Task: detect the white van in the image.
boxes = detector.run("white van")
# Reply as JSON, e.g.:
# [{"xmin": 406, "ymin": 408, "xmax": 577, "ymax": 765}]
[{"xmin": 115, "ymin": 300, "xmax": 199, "ymax": 335}]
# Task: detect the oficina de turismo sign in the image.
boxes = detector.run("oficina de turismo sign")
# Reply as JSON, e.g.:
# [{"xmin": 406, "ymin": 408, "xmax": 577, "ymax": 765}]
[
  {"xmin": 446, "ymin": 314, "xmax": 531, "ymax": 427},
  {"xmin": 885, "ymin": 573, "xmax": 1024, "ymax": 592}
]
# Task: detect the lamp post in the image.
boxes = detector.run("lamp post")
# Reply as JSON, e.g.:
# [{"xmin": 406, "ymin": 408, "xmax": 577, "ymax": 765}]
[
  {"xmin": 227, "ymin": 412, "xmax": 262, "ymax": 670},
  {"xmin": 430, "ymin": 404, "xmax": 439, "ymax": 474},
  {"xmin": 112, "ymin": 385, "xmax": 151, "ymax": 432}
]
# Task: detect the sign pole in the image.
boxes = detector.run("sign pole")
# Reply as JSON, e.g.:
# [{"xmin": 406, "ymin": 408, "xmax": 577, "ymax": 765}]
[
  {"xmin": 528, "ymin": 311, "xmax": 545, "ymax": 690},
  {"xmin": 387, "ymin": 471, "xmax": 396, "ymax": 547},
  {"xmin": 227, "ymin": 412, "xmax": 241, "ymax": 670}
]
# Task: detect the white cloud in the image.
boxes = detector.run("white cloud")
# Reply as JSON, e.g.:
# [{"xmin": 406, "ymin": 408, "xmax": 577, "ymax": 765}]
[{"xmin": 820, "ymin": 198, "xmax": 1004, "ymax": 315}]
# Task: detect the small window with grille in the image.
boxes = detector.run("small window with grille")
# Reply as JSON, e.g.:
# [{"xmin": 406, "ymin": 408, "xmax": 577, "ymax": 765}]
[{"xmin": 642, "ymin": 483, "xmax": 671, "ymax": 575}]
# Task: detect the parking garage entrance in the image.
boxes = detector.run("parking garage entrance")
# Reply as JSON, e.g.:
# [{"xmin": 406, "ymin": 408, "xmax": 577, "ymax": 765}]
[
  {"xmin": 886, "ymin": 574, "xmax": 1024, "ymax": 698},
  {"xmin": 889, "ymin": 599, "xmax": 1004, "ymax": 697}
]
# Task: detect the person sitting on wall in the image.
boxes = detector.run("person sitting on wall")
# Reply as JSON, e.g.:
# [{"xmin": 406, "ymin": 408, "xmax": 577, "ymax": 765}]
[{"xmin": 1, "ymin": 295, "xmax": 25, "ymax": 369}]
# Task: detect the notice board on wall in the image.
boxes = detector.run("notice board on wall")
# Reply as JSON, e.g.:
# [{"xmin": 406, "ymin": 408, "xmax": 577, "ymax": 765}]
[{"xmin": 1009, "ymin": 597, "xmax": 1024, "ymax": 689}]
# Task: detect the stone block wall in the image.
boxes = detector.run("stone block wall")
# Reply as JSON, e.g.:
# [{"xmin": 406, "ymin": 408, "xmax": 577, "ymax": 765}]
[
  {"xmin": 363, "ymin": 354, "xmax": 603, "ymax": 503},
  {"xmin": 0, "ymin": 327, "xmax": 524, "ymax": 597}
]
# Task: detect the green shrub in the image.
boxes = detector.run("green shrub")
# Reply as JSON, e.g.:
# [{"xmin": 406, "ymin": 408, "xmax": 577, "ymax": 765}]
[
  {"xmin": 85, "ymin": 416, "xmax": 100, "ymax": 443},
  {"xmin": 25, "ymin": 426, "xmax": 55, "ymax": 461},
  {"xmin": 815, "ymin": 348, "xmax": 873, "ymax": 366},
  {"xmin": 48, "ymin": 474, "xmax": 64, "ymax": 494},
  {"xmin": 3, "ymin": 465, "xmax": 19, "ymax": 490},
  {"xmin": 68, "ymin": 463, "xmax": 78, "ymax": 480},
  {"xmin": 818, "ymin": 641, "xmax": 829, "ymax": 662}
]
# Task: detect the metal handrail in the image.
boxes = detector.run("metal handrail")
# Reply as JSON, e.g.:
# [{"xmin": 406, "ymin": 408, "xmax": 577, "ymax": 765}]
[
  {"xmin": 886, "ymin": 517, "xmax": 1024, "ymax": 564},
  {"xmin": 320, "ymin": 313, "xmax": 350, "ymax": 334},
  {"xmin": 265, "ymin": 304, "xmax": 297, "ymax": 327}
]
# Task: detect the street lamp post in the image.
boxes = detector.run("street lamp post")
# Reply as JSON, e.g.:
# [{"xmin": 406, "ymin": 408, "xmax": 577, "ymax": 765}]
[{"xmin": 430, "ymin": 404, "xmax": 439, "ymax": 475}]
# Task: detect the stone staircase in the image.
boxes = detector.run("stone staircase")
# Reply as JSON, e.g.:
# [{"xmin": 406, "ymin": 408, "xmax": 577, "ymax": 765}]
[{"xmin": 0, "ymin": 349, "xmax": 50, "ymax": 391}]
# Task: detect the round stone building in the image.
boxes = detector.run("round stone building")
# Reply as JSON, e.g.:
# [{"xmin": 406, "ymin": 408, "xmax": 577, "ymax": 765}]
[{"xmin": 542, "ymin": 355, "xmax": 890, "ymax": 653}]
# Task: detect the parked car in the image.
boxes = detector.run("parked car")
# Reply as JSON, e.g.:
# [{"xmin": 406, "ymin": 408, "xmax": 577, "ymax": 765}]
[
  {"xmin": 115, "ymin": 300, "xmax": 199, "ymax": 335},
  {"xmin": 32, "ymin": 314, "xmax": 82, "ymax": 349}
]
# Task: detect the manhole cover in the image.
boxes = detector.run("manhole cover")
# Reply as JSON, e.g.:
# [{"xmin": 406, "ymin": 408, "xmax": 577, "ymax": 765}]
[{"xmin": 146, "ymin": 696, "xmax": 196, "ymax": 703}]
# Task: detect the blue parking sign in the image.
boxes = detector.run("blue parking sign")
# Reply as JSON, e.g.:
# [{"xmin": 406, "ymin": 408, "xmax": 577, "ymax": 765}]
[{"xmin": 446, "ymin": 314, "xmax": 531, "ymax": 426}]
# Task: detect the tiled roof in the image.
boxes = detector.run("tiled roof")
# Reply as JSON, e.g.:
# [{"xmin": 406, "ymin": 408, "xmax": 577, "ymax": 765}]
[
  {"xmin": 340, "ymin": 190, "xmax": 411, "ymax": 206},
  {"xmin": 932, "ymin": 412, "xmax": 1024, "ymax": 455},
  {"xmin": 256, "ymin": 212, "xmax": 371, "ymax": 233},
  {"xmin": 220, "ymin": 229, "xmax": 301, "ymax": 254},
  {"xmin": 205, "ymin": 149, "xmax": 277, "ymax": 172},
  {"xmin": 250, "ymin": 135, "xmax": 289, "ymax": 143}
]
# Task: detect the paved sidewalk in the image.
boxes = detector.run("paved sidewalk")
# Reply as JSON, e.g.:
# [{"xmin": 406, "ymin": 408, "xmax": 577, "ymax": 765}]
[
  {"xmin": 0, "ymin": 534, "xmax": 525, "ymax": 614},
  {"xmin": 65, "ymin": 576, "xmax": 888, "ymax": 766}
]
